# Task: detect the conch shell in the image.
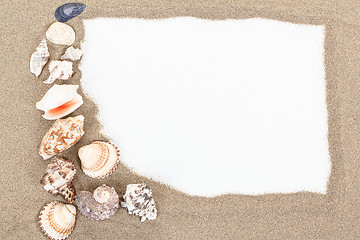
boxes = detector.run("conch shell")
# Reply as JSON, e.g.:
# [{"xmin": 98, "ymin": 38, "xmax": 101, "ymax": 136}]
[
  {"xmin": 41, "ymin": 157, "xmax": 76, "ymax": 203},
  {"xmin": 39, "ymin": 115, "xmax": 85, "ymax": 160},
  {"xmin": 75, "ymin": 185, "xmax": 119, "ymax": 221},
  {"xmin": 46, "ymin": 22, "xmax": 75, "ymax": 46},
  {"xmin": 60, "ymin": 46, "xmax": 83, "ymax": 61},
  {"xmin": 30, "ymin": 38, "xmax": 50, "ymax": 77},
  {"xmin": 121, "ymin": 183, "xmax": 157, "ymax": 222},
  {"xmin": 44, "ymin": 60, "xmax": 73, "ymax": 84},
  {"xmin": 39, "ymin": 201, "xmax": 76, "ymax": 240},
  {"xmin": 36, "ymin": 84, "xmax": 83, "ymax": 120},
  {"xmin": 78, "ymin": 141, "xmax": 120, "ymax": 179}
]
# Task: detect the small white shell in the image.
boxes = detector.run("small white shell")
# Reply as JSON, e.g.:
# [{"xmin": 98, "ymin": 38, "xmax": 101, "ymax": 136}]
[
  {"xmin": 60, "ymin": 46, "xmax": 83, "ymax": 61},
  {"xmin": 46, "ymin": 22, "xmax": 75, "ymax": 45},
  {"xmin": 30, "ymin": 39, "xmax": 50, "ymax": 77},
  {"xmin": 36, "ymin": 84, "xmax": 83, "ymax": 120},
  {"xmin": 78, "ymin": 141, "xmax": 120, "ymax": 179},
  {"xmin": 44, "ymin": 60, "xmax": 73, "ymax": 84},
  {"xmin": 39, "ymin": 201, "xmax": 76, "ymax": 240}
]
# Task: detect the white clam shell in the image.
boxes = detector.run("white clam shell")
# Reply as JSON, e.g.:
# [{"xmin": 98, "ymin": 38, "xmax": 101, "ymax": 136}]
[
  {"xmin": 30, "ymin": 38, "xmax": 50, "ymax": 77},
  {"xmin": 39, "ymin": 201, "xmax": 76, "ymax": 240},
  {"xmin": 44, "ymin": 60, "xmax": 74, "ymax": 84},
  {"xmin": 36, "ymin": 84, "xmax": 83, "ymax": 120},
  {"xmin": 60, "ymin": 46, "xmax": 83, "ymax": 61},
  {"xmin": 78, "ymin": 141, "xmax": 120, "ymax": 179},
  {"xmin": 39, "ymin": 115, "xmax": 85, "ymax": 160},
  {"xmin": 46, "ymin": 22, "xmax": 75, "ymax": 45}
]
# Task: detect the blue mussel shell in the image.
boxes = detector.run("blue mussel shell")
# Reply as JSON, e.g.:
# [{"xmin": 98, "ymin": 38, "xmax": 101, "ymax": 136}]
[{"xmin": 55, "ymin": 3, "xmax": 86, "ymax": 23}]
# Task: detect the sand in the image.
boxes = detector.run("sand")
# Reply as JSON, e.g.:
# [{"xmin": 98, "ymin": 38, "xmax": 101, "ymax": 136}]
[{"xmin": 1, "ymin": 0, "xmax": 360, "ymax": 239}]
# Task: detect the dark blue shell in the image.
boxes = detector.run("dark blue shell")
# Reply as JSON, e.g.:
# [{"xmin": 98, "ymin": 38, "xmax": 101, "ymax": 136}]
[{"xmin": 55, "ymin": 3, "xmax": 86, "ymax": 23}]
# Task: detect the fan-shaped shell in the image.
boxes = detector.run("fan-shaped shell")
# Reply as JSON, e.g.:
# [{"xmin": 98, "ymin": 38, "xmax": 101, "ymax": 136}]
[
  {"xmin": 46, "ymin": 22, "xmax": 75, "ymax": 45},
  {"xmin": 55, "ymin": 3, "xmax": 86, "ymax": 23},
  {"xmin": 36, "ymin": 84, "xmax": 83, "ymax": 120},
  {"xmin": 41, "ymin": 157, "xmax": 77, "ymax": 203},
  {"xmin": 39, "ymin": 115, "xmax": 85, "ymax": 160},
  {"xmin": 78, "ymin": 141, "xmax": 120, "ymax": 179},
  {"xmin": 30, "ymin": 38, "xmax": 50, "ymax": 77},
  {"xmin": 75, "ymin": 185, "xmax": 119, "ymax": 221},
  {"xmin": 39, "ymin": 201, "xmax": 76, "ymax": 240}
]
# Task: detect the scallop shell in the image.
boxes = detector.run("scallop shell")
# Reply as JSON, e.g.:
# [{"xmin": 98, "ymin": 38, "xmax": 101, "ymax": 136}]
[
  {"xmin": 30, "ymin": 38, "xmax": 50, "ymax": 77},
  {"xmin": 75, "ymin": 185, "xmax": 119, "ymax": 221},
  {"xmin": 39, "ymin": 201, "xmax": 76, "ymax": 240},
  {"xmin": 121, "ymin": 183, "xmax": 157, "ymax": 222},
  {"xmin": 44, "ymin": 60, "xmax": 73, "ymax": 84},
  {"xmin": 55, "ymin": 3, "xmax": 86, "ymax": 23},
  {"xmin": 36, "ymin": 84, "xmax": 83, "ymax": 120},
  {"xmin": 39, "ymin": 115, "xmax": 85, "ymax": 160},
  {"xmin": 60, "ymin": 46, "xmax": 83, "ymax": 61},
  {"xmin": 41, "ymin": 157, "xmax": 76, "ymax": 203},
  {"xmin": 78, "ymin": 141, "xmax": 120, "ymax": 179},
  {"xmin": 46, "ymin": 22, "xmax": 75, "ymax": 45}
]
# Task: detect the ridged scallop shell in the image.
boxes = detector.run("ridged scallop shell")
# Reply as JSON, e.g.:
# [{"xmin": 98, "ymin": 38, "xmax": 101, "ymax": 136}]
[
  {"xmin": 75, "ymin": 185, "xmax": 119, "ymax": 221},
  {"xmin": 36, "ymin": 84, "xmax": 83, "ymax": 120},
  {"xmin": 55, "ymin": 3, "xmax": 86, "ymax": 23},
  {"xmin": 46, "ymin": 22, "xmax": 75, "ymax": 45},
  {"xmin": 121, "ymin": 183, "xmax": 157, "ymax": 222},
  {"xmin": 30, "ymin": 38, "xmax": 50, "ymax": 77},
  {"xmin": 39, "ymin": 201, "xmax": 76, "ymax": 240},
  {"xmin": 60, "ymin": 46, "xmax": 83, "ymax": 61},
  {"xmin": 41, "ymin": 157, "xmax": 76, "ymax": 203},
  {"xmin": 44, "ymin": 60, "xmax": 73, "ymax": 84},
  {"xmin": 78, "ymin": 141, "xmax": 120, "ymax": 179},
  {"xmin": 39, "ymin": 115, "xmax": 85, "ymax": 160}
]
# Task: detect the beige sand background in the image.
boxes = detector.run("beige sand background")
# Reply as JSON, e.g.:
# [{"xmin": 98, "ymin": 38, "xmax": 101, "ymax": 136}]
[{"xmin": 1, "ymin": 0, "xmax": 360, "ymax": 239}]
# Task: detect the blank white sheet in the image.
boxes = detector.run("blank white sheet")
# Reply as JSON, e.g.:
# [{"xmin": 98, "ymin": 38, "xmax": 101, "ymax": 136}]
[{"xmin": 80, "ymin": 17, "xmax": 330, "ymax": 196}]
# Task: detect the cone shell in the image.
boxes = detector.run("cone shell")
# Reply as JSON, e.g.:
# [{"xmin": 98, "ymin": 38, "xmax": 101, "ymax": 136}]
[
  {"xmin": 78, "ymin": 141, "xmax": 120, "ymax": 179},
  {"xmin": 39, "ymin": 201, "xmax": 76, "ymax": 240},
  {"xmin": 46, "ymin": 22, "xmax": 75, "ymax": 45},
  {"xmin": 44, "ymin": 60, "xmax": 74, "ymax": 84},
  {"xmin": 36, "ymin": 84, "xmax": 83, "ymax": 120},
  {"xmin": 30, "ymin": 38, "xmax": 50, "ymax": 77},
  {"xmin": 39, "ymin": 115, "xmax": 85, "ymax": 160}
]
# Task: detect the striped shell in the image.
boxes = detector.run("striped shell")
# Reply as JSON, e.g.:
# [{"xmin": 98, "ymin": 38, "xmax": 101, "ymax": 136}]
[
  {"xmin": 46, "ymin": 22, "xmax": 75, "ymax": 45},
  {"xmin": 39, "ymin": 115, "xmax": 85, "ymax": 160},
  {"xmin": 30, "ymin": 38, "xmax": 50, "ymax": 77},
  {"xmin": 39, "ymin": 201, "xmax": 76, "ymax": 240},
  {"xmin": 78, "ymin": 141, "xmax": 120, "ymax": 179}
]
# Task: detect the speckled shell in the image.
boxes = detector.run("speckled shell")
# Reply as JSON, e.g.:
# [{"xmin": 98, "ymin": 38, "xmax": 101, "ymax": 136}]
[
  {"xmin": 39, "ymin": 115, "xmax": 85, "ymax": 160},
  {"xmin": 36, "ymin": 84, "xmax": 83, "ymax": 120},
  {"xmin": 78, "ymin": 141, "xmax": 120, "ymax": 179},
  {"xmin": 44, "ymin": 60, "xmax": 74, "ymax": 84},
  {"xmin": 30, "ymin": 38, "xmax": 50, "ymax": 77},
  {"xmin": 46, "ymin": 22, "xmax": 75, "ymax": 45},
  {"xmin": 75, "ymin": 185, "xmax": 119, "ymax": 221},
  {"xmin": 41, "ymin": 157, "xmax": 76, "ymax": 203},
  {"xmin": 55, "ymin": 3, "xmax": 86, "ymax": 23},
  {"xmin": 60, "ymin": 46, "xmax": 83, "ymax": 61},
  {"xmin": 39, "ymin": 201, "xmax": 76, "ymax": 240},
  {"xmin": 121, "ymin": 183, "xmax": 157, "ymax": 222}
]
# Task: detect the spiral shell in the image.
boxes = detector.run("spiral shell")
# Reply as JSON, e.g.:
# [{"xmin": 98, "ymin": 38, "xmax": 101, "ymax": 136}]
[
  {"xmin": 30, "ymin": 38, "xmax": 50, "ymax": 77},
  {"xmin": 44, "ymin": 60, "xmax": 74, "ymax": 84},
  {"xmin": 75, "ymin": 185, "xmax": 119, "ymax": 221},
  {"xmin": 39, "ymin": 201, "xmax": 76, "ymax": 240},
  {"xmin": 46, "ymin": 22, "xmax": 75, "ymax": 46},
  {"xmin": 60, "ymin": 46, "xmax": 83, "ymax": 61},
  {"xmin": 78, "ymin": 141, "xmax": 120, "ymax": 179},
  {"xmin": 41, "ymin": 157, "xmax": 76, "ymax": 203},
  {"xmin": 39, "ymin": 115, "xmax": 85, "ymax": 160}
]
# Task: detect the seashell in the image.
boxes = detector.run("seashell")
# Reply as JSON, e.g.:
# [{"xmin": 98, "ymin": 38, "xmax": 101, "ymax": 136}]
[
  {"xmin": 41, "ymin": 157, "xmax": 77, "ymax": 203},
  {"xmin": 46, "ymin": 22, "xmax": 75, "ymax": 45},
  {"xmin": 55, "ymin": 3, "xmax": 86, "ymax": 23},
  {"xmin": 121, "ymin": 182, "xmax": 157, "ymax": 222},
  {"xmin": 44, "ymin": 60, "xmax": 74, "ymax": 84},
  {"xmin": 39, "ymin": 115, "xmax": 85, "ymax": 160},
  {"xmin": 78, "ymin": 141, "xmax": 120, "ymax": 179},
  {"xmin": 36, "ymin": 84, "xmax": 83, "ymax": 120},
  {"xmin": 75, "ymin": 185, "xmax": 119, "ymax": 221},
  {"xmin": 39, "ymin": 201, "xmax": 76, "ymax": 240},
  {"xmin": 30, "ymin": 38, "xmax": 50, "ymax": 77},
  {"xmin": 60, "ymin": 46, "xmax": 83, "ymax": 61}
]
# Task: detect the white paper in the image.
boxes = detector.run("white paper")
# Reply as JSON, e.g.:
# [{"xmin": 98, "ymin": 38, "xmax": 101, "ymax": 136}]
[{"xmin": 80, "ymin": 17, "xmax": 329, "ymax": 196}]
